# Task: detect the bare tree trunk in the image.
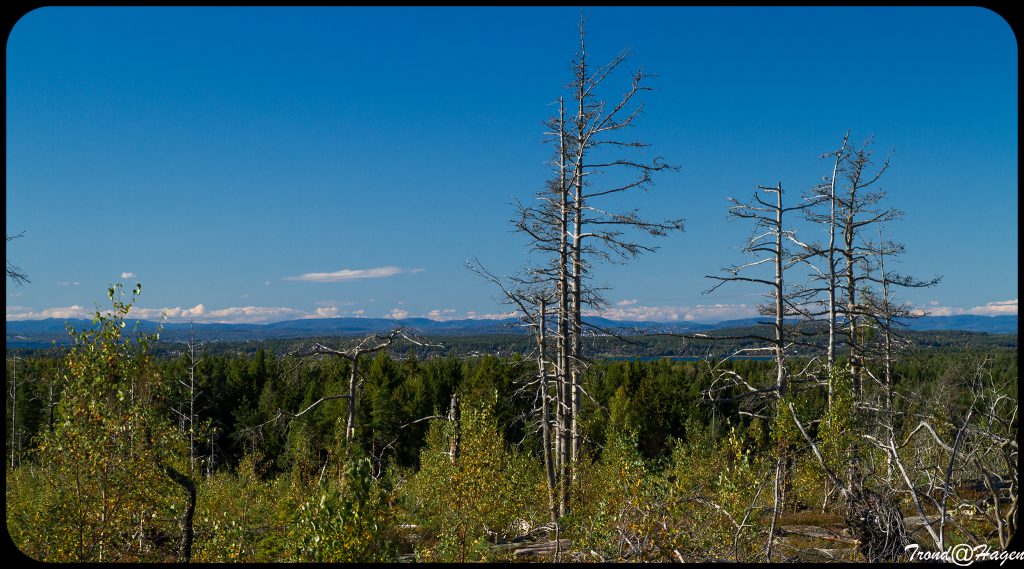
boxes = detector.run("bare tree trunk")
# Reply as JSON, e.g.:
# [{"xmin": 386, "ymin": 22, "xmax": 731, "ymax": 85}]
[
  {"xmin": 844, "ymin": 207, "xmax": 859, "ymax": 396},
  {"xmin": 9, "ymin": 355, "xmax": 19, "ymax": 469},
  {"xmin": 557, "ymin": 96, "xmax": 572, "ymax": 518},
  {"xmin": 569, "ymin": 24, "xmax": 587, "ymax": 480},
  {"xmin": 448, "ymin": 394, "xmax": 460, "ymax": 463},
  {"xmin": 825, "ymin": 135, "xmax": 848, "ymax": 391},
  {"xmin": 347, "ymin": 359, "xmax": 358, "ymax": 443},
  {"xmin": 766, "ymin": 457, "xmax": 782, "ymax": 561},
  {"xmin": 165, "ymin": 465, "xmax": 196, "ymax": 563},
  {"xmin": 187, "ymin": 323, "xmax": 197, "ymax": 474},
  {"xmin": 879, "ymin": 241, "xmax": 896, "ymax": 482},
  {"xmin": 537, "ymin": 298, "xmax": 558, "ymax": 524},
  {"xmin": 774, "ymin": 183, "xmax": 786, "ymax": 399}
]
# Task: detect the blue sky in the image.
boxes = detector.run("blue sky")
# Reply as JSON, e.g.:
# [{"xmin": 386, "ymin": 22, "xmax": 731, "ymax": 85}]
[{"xmin": 6, "ymin": 6, "xmax": 1018, "ymax": 324}]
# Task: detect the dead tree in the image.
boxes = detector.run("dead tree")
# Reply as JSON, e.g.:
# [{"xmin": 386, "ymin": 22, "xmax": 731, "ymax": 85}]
[
  {"xmin": 831, "ymin": 137, "xmax": 904, "ymax": 397},
  {"xmin": 564, "ymin": 17, "xmax": 682, "ymax": 474},
  {"xmin": 707, "ymin": 183, "xmax": 818, "ymax": 400},
  {"xmin": 520, "ymin": 15, "xmax": 684, "ymax": 512},
  {"xmin": 800, "ymin": 135, "xmax": 942, "ymax": 511},
  {"xmin": 704, "ymin": 182, "xmax": 817, "ymax": 559},
  {"xmin": 784, "ymin": 399, "xmax": 911, "ymax": 562},
  {"xmin": 467, "ymin": 258, "xmax": 560, "ymax": 523},
  {"xmin": 861, "ymin": 355, "xmax": 1017, "ymax": 554},
  {"xmin": 8, "ymin": 354, "xmax": 29, "ymax": 468},
  {"xmin": 171, "ymin": 322, "xmax": 203, "ymax": 475},
  {"xmin": 235, "ymin": 327, "xmax": 440, "ymax": 473},
  {"xmin": 483, "ymin": 16, "xmax": 682, "ymax": 521},
  {"xmin": 293, "ymin": 328, "xmax": 425, "ymax": 444},
  {"xmin": 802, "ymin": 132, "xmax": 850, "ymax": 395},
  {"xmin": 857, "ymin": 227, "xmax": 940, "ymax": 479}
]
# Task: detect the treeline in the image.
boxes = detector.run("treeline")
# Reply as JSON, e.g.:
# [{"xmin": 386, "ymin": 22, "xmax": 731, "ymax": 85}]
[{"xmin": 10, "ymin": 325, "xmax": 1015, "ymax": 362}]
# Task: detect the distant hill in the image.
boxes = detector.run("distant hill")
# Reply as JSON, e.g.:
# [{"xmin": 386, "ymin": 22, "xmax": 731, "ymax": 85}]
[{"xmin": 5, "ymin": 313, "xmax": 1016, "ymax": 348}]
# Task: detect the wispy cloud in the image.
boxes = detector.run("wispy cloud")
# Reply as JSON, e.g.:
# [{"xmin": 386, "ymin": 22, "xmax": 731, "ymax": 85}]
[
  {"xmin": 464, "ymin": 310, "xmax": 519, "ymax": 320},
  {"xmin": 918, "ymin": 298, "xmax": 1018, "ymax": 317},
  {"xmin": 56, "ymin": 281, "xmax": 80, "ymax": 287},
  {"xmin": 283, "ymin": 266, "xmax": 403, "ymax": 283},
  {"xmin": 120, "ymin": 272, "xmax": 137, "ymax": 279},
  {"xmin": 314, "ymin": 300, "xmax": 357, "ymax": 308}
]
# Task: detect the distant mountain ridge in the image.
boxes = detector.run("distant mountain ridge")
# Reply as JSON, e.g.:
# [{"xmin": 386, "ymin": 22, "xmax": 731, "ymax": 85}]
[{"xmin": 5, "ymin": 314, "xmax": 1017, "ymax": 347}]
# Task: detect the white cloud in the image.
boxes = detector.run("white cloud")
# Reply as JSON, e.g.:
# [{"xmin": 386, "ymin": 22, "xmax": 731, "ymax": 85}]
[
  {"xmin": 426, "ymin": 308, "xmax": 457, "ymax": 321},
  {"xmin": 587, "ymin": 302, "xmax": 758, "ymax": 323},
  {"xmin": 8, "ymin": 303, "xmax": 308, "ymax": 325},
  {"xmin": 352, "ymin": 309, "xmax": 365, "ymax": 317},
  {"xmin": 264, "ymin": 281, "xmax": 271, "ymax": 286},
  {"xmin": 7, "ymin": 305, "xmax": 91, "ymax": 320},
  {"xmin": 120, "ymin": 272, "xmax": 137, "ymax": 279},
  {"xmin": 304, "ymin": 307, "xmax": 342, "ymax": 319},
  {"xmin": 410, "ymin": 268, "xmax": 426, "ymax": 274},
  {"xmin": 197, "ymin": 306, "xmax": 305, "ymax": 323},
  {"xmin": 387, "ymin": 308, "xmax": 409, "ymax": 319},
  {"xmin": 283, "ymin": 266, "xmax": 403, "ymax": 283},
  {"xmin": 126, "ymin": 304, "xmax": 207, "ymax": 321},
  {"xmin": 920, "ymin": 298, "xmax": 1018, "ymax": 317},
  {"xmin": 56, "ymin": 281, "xmax": 80, "ymax": 287},
  {"xmin": 970, "ymin": 299, "xmax": 1018, "ymax": 316}
]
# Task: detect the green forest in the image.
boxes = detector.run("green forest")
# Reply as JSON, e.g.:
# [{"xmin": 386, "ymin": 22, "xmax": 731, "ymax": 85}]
[{"xmin": 5, "ymin": 19, "xmax": 1019, "ymax": 564}]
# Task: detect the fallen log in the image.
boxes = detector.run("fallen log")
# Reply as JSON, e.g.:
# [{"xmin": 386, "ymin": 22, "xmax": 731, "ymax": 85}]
[
  {"xmin": 512, "ymin": 539, "xmax": 571, "ymax": 558},
  {"xmin": 778, "ymin": 525, "xmax": 859, "ymax": 545}
]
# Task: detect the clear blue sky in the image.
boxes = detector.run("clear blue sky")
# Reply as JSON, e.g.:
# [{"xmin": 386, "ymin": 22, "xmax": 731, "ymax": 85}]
[{"xmin": 6, "ymin": 6, "xmax": 1018, "ymax": 324}]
